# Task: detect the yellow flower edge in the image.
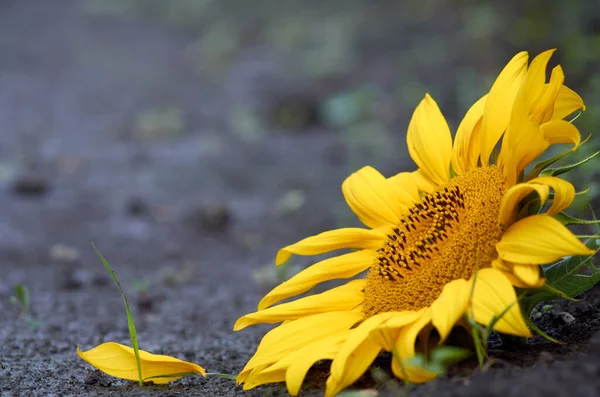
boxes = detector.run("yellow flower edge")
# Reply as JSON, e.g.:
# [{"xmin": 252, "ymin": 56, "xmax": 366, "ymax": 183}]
[
  {"xmin": 234, "ymin": 49, "xmax": 596, "ymax": 397},
  {"xmin": 77, "ymin": 342, "xmax": 206, "ymax": 384}
]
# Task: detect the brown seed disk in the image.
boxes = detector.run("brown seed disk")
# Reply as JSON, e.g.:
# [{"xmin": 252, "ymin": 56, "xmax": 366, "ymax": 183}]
[{"xmin": 363, "ymin": 166, "xmax": 506, "ymax": 316}]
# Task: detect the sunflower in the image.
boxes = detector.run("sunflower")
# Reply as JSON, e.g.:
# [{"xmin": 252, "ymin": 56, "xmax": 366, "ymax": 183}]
[{"xmin": 234, "ymin": 50, "xmax": 596, "ymax": 397}]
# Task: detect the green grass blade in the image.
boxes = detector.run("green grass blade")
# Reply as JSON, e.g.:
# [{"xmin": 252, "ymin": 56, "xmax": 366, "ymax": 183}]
[
  {"xmin": 92, "ymin": 243, "xmax": 143, "ymax": 386},
  {"xmin": 205, "ymin": 372, "xmax": 238, "ymax": 380}
]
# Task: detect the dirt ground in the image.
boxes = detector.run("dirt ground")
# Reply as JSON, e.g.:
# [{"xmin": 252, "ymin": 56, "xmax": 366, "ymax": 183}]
[{"xmin": 1, "ymin": 1, "xmax": 600, "ymax": 396}]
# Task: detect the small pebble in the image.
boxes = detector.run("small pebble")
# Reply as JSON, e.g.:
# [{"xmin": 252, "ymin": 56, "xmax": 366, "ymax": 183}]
[
  {"xmin": 11, "ymin": 172, "xmax": 49, "ymax": 197},
  {"xmin": 557, "ymin": 311, "xmax": 576, "ymax": 324},
  {"xmin": 190, "ymin": 204, "xmax": 231, "ymax": 231},
  {"xmin": 126, "ymin": 196, "xmax": 149, "ymax": 217},
  {"xmin": 84, "ymin": 370, "xmax": 112, "ymax": 387},
  {"xmin": 538, "ymin": 351, "xmax": 554, "ymax": 362},
  {"xmin": 50, "ymin": 244, "xmax": 79, "ymax": 264}
]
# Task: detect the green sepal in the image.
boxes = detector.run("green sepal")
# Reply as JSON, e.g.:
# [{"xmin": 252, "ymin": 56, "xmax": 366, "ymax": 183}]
[
  {"xmin": 554, "ymin": 212, "xmax": 600, "ymax": 226},
  {"xmin": 523, "ymin": 134, "xmax": 591, "ymax": 182},
  {"xmin": 540, "ymin": 150, "xmax": 600, "ymax": 177}
]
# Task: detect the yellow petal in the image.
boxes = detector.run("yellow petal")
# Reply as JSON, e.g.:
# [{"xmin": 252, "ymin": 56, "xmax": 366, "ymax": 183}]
[
  {"xmin": 530, "ymin": 65, "xmax": 564, "ymax": 124},
  {"xmin": 244, "ymin": 331, "xmax": 348, "ymax": 394},
  {"xmin": 326, "ymin": 312, "xmax": 412, "ymax": 397},
  {"xmin": 276, "ymin": 228, "xmax": 386, "ymax": 265},
  {"xmin": 469, "ymin": 268, "xmax": 531, "ymax": 337},
  {"xmin": 431, "ymin": 278, "xmax": 470, "ymax": 342},
  {"xmin": 552, "ymin": 85, "xmax": 585, "ymax": 120},
  {"xmin": 238, "ymin": 312, "xmax": 362, "ymax": 384},
  {"xmin": 522, "ymin": 49, "xmax": 556, "ymax": 109},
  {"xmin": 284, "ymin": 333, "xmax": 348, "ymax": 396},
  {"xmin": 498, "ymin": 183, "xmax": 549, "ymax": 226},
  {"xmin": 412, "ymin": 169, "xmax": 437, "ymax": 193},
  {"xmin": 497, "ymin": 214, "xmax": 596, "ymax": 264},
  {"xmin": 258, "ymin": 249, "xmax": 374, "ymax": 310},
  {"xmin": 368, "ymin": 310, "xmax": 425, "ymax": 351},
  {"xmin": 387, "ymin": 171, "xmax": 421, "ymax": 202},
  {"xmin": 499, "ymin": 120, "xmax": 547, "ymax": 187},
  {"xmin": 235, "ymin": 279, "xmax": 365, "ymax": 330},
  {"xmin": 406, "ymin": 94, "xmax": 452, "ymax": 185},
  {"xmin": 528, "ymin": 176, "xmax": 575, "ymax": 216},
  {"xmin": 324, "ymin": 323, "xmax": 380, "ymax": 396},
  {"xmin": 242, "ymin": 368, "xmax": 286, "ymax": 391},
  {"xmin": 452, "ymin": 94, "xmax": 487, "ymax": 175},
  {"xmin": 480, "ymin": 51, "xmax": 529, "ymax": 166},
  {"xmin": 342, "ymin": 166, "xmax": 412, "ymax": 228},
  {"xmin": 392, "ymin": 309, "xmax": 438, "ymax": 383},
  {"xmin": 77, "ymin": 342, "xmax": 205, "ymax": 384},
  {"xmin": 513, "ymin": 263, "xmax": 544, "ymax": 288},
  {"xmin": 492, "ymin": 259, "xmax": 544, "ymax": 289},
  {"xmin": 541, "ymin": 119, "xmax": 581, "ymax": 146}
]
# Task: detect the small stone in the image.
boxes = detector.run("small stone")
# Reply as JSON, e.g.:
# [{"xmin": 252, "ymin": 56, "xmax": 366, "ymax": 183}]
[
  {"xmin": 91, "ymin": 274, "xmax": 109, "ymax": 287},
  {"xmin": 190, "ymin": 204, "xmax": 231, "ymax": 232},
  {"xmin": 11, "ymin": 172, "xmax": 49, "ymax": 197},
  {"xmin": 126, "ymin": 197, "xmax": 148, "ymax": 217},
  {"xmin": 50, "ymin": 244, "xmax": 80, "ymax": 264},
  {"xmin": 84, "ymin": 370, "xmax": 112, "ymax": 387},
  {"xmin": 557, "ymin": 311, "xmax": 576, "ymax": 324},
  {"xmin": 538, "ymin": 351, "xmax": 554, "ymax": 362}
]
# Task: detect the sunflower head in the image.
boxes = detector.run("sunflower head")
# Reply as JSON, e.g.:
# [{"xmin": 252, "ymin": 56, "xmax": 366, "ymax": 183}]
[{"xmin": 234, "ymin": 49, "xmax": 596, "ymax": 397}]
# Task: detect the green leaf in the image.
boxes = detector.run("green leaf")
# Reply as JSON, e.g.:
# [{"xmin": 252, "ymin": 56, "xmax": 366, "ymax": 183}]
[
  {"xmin": 540, "ymin": 150, "xmax": 600, "ymax": 177},
  {"xmin": 526, "ymin": 317, "xmax": 563, "ymax": 344},
  {"xmin": 205, "ymin": 372, "xmax": 238, "ymax": 380},
  {"xmin": 554, "ymin": 212, "xmax": 600, "ymax": 226},
  {"xmin": 429, "ymin": 346, "xmax": 471, "ymax": 367},
  {"xmin": 93, "ymin": 243, "xmax": 143, "ymax": 386},
  {"xmin": 14, "ymin": 284, "xmax": 30, "ymax": 315}
]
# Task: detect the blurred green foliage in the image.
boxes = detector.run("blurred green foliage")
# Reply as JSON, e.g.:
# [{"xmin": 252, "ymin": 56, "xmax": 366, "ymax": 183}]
[{"xmin": 84, "ymin": 0, "xmax": 600, "ymax": 207}]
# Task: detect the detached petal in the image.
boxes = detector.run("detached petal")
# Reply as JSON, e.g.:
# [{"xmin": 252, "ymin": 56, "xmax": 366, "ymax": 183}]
[
  {"xmin": 406, "ymin": 94, "xmax": 453, "ymax": 185},
  {"xmin": 235, "ymin": 279, "xmax": 365, "ymax": 330},
  {"xmin": 431, "ymin": 278, "xmax": 470, "ymax": 342},
  {"xmin": 497, "ymin": 214, "xmax": 596, "ymax": 264},
  {"xmin": 77, "ymin": 342, "xmax": 205, "ymax": 384},
  {"xmin": 342, "ymin": 166, "xmax": 412, "ymax": 228},
  {"xmin": 480, "ymin": 51, "xmax": 529, "ymax": 166},
  {"xmin": 470, "ymin": 268, "xmax": 531, "ymax": 337},
  {"xmin": 276, "ymin": 228, "xmax": 386, "ymax": 265},
  {"xmin": 258, "ymin": 249, "xmax": 374, "ymax": 310}
]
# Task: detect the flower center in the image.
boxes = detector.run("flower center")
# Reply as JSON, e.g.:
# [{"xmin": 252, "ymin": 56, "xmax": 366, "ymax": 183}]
[{"xmin": 363, "ymin": 166, "xmax": 506, "ymax": 316}]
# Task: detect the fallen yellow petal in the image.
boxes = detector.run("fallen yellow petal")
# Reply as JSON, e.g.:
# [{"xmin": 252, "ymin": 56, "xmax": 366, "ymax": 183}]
[{"xmin": 77, "ymin": 342, "xmax": 206, "ymax": 384}]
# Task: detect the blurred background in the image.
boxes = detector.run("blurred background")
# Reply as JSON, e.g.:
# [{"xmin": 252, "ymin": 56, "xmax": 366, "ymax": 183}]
[
  {"xmin": 0, "ymin": 0, "xmax": 598, "ymax": 287},
  {"xmin": 1, "ymin": 1, "xmax": 599, "ymax": 393}
]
